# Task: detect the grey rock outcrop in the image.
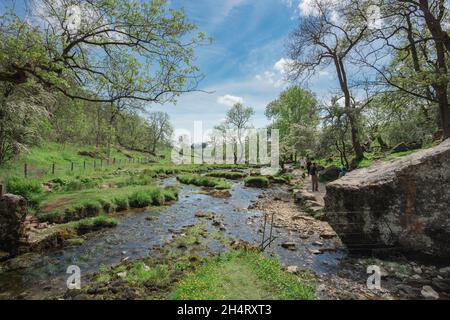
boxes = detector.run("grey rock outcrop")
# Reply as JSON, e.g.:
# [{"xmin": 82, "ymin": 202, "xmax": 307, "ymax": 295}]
[
  {"xmin": 324, "ymin": 139, "xmax": 450, "ymax": 258},
  {"xmin": 0, "ymin": 194, "xmax": 27, "ymax": 255}
]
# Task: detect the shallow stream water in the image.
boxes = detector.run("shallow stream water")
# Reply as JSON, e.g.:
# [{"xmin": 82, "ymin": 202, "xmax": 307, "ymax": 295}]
[{"xmin": 0, "ymin": 177, "xmax": 344, "ymax": 299}]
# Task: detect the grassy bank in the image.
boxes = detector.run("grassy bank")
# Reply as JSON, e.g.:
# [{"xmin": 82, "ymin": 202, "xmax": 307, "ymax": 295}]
[
  {"xmin": 177, "ymin": 174, "xmax": 231, "ymax": 190},
  {"xmin": 68, "ymin": 224, "xmax": 315, "ymax": 300},
  {"xmin": 37, "ymin": 185, "xmax": 179, "ymax": 223},
  {"xmin": 172, "ymin": 250, "xmax": 315, "ymax": 300}
]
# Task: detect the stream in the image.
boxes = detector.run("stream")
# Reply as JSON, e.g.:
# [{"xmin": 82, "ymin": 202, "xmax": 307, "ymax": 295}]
[{"xmin": 0, "ymin": 177, "xmax": 344, "ymax": 300}]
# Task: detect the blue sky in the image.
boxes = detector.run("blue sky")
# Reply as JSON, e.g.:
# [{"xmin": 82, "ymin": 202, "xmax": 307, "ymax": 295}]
[
  {"xmin": 0, "ymin": 0, "xmax": 338, "ymax": 131},
  {"xmin": 153, "ymin": 0, "xmax": 336, "ymax": 132}
]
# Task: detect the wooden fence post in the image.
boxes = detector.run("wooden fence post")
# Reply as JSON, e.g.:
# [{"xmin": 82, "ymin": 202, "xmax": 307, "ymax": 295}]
[
  {"xmin": 0, "ymin": 184, "xmax": 4, "ymax": 197},
  {"xmin": 71, "ymin": 162, "xmax": 74, "ymax": 171},
  {"xmin": 52, "ymin": 163, "xmax": 55, "ymax": 175},
  {"xmin": 83, "ymin": 161, "xmax": 86, "ymax": 170},
  {"xmin": 24, "ymin": 163, "xmax": 28, "ymax": 178}
]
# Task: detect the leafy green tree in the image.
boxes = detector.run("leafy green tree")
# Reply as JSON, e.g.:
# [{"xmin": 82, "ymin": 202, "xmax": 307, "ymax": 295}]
[
  {"xmin": 265, "ymin": 86, "xmax": 319, "ymax": 160},
  {"xmin": 225, "ymin": 103, "xmax": 254, "ymax": 163},
  {"xmin": 0, "ymin": 0, "xmax": 208, "ymax": 103}
]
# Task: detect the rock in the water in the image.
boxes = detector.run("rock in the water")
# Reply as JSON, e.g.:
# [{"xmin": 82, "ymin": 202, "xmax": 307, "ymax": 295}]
[
  {"xmin": 281, "ymin": 242, "xmax": 296, "ymax": 250},
  {"xmin": 421, "ymin": 286, "xmax": 439, "ymax": 300},
  {"xmin": 286, "ymin": 266, "xmax": 299, "ymax": 274},
  {"xmin": 0, "ymin": 194, "xmax": 28, "ymax": 255},
  {"xmin": 324, "ymin": 139, "xmax": 450, "ymax": 258}
]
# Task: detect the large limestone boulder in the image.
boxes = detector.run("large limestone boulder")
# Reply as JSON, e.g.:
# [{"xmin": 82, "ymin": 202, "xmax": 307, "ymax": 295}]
[
  {"xmin": 324, "ymin": 139, "xmax": 450, "ymax": 258},
  {"xmin": 0, "ymin": 194, "xmax": 27, "ymax": 255}
]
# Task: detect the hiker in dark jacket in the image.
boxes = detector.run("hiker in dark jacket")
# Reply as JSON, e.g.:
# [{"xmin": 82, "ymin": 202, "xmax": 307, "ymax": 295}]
[
  {"xmin": 306, "ymin": 159, "xmax": 312, "ymax": 176},
  {"xmin": 309, "ymin": 162, "xmax": 319, "ymax": 192}
]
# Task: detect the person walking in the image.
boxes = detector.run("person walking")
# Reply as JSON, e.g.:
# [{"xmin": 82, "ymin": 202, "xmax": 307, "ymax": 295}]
[
  {"xmin": 309, "ymin": 162, "xmax": 319, "ymax": 192},
  {"xmin": 306, "ymin": 159, "xmax": 312, "ymax": 176}
]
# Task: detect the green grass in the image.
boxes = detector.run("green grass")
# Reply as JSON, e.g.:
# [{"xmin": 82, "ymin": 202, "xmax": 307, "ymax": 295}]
[
  {"xmin": 5, "ymin": 177, "xmax": 43, "ymax": 207},
  {"xmin": 0, "ymin": 142, "xmax": 154, "ymax": 181},
  {"xmin": 205, "ymin": 171, "xmax": 247, "ymax": 180},
  {"xmin": 244, "ymin": 176, "xmax": 269, "ymax": 188},
  {"xmin": 37, "ymin": 185, "xmax": 179, "ymax": 223},
  {"xmin": 126, "ymin": 262, "xmax": 171, "ymax": 287},
  {"xmin": 71, "ymin": 215, "xmax": 119, "ymax": 234},
  {"xmin": 172, "ymin": 250, "xmax": 315, "ymax": 300},
  {"xmin": 177, "ymin": 174, "xmax": 231, "ymax": 190}
]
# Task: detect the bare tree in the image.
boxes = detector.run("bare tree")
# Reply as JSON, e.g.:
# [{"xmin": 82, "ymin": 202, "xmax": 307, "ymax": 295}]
[
  {"xmin": 355, "ymin": 0, "xmax": 450, "ymax": 138},
  {"xmin": 287, "ymin": 0, "xmax": 369, "ymax": 161}
]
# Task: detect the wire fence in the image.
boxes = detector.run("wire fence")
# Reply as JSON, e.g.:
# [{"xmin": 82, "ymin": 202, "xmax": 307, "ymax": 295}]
[{"xmin": 0, "ymin": 157, "xmax": 153, "ymax": 193}]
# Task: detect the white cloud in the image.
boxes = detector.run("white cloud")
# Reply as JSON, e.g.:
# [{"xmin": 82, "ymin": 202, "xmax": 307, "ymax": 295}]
[
  {"xmin": 298, "ymin": 0, "xmax": 340, "ymax": 17},
  {"xmin": 217, "ymin": 94, "xmax": 244, "ymax": 106},
  {"xmin": 274, "ymin": 58, "xmax": 294, "ymax": 75}
]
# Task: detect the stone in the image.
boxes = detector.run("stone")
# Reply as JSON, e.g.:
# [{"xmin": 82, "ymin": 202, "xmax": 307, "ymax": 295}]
[
  {"xmin": 281, "ymin": 242, "xmax": 296, "ymax": 250},
  {"xmin": 421, "ymin": 286, "xmax": 439, "ymax": 300},
  {"xmin": 286, "ymin": 266, "xmax": 299, "ymax": 274},
  {"xmin": 413, "ymin": 266, "xmax": 423, "ymax": 274},
  {"xmin": 392, "ymin": 142, "xmax": 410, "ymax": 153},
  {"xmin": 117, "ymin": 272, "xmax": 127, "ymax": 278},
  {"xmin": 319, "ymin": 166, "xmax": 340, "ymax": 182},
  {"xmin": 438, "ymin": 267, "xmax": 450, "ymax": 274},
  {"xmin": 293, "ymin": 190, "xmax": 316, "ymax": 204},
  {"xmin": 0, "ymin": 194, "xmax": 28, "ymax": 255},
  {"xmin": 0, "ymin": 251, "xmax": 11, "ymax": 262},
  {"xmin": 324, "ymin": 139, "xmax": 450, "ymax": 258}
]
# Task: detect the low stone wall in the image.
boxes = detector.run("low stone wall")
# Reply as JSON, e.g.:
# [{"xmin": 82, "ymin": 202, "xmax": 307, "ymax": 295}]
[
  {"xmin": 324, "ymin": 139, "xmax": 450, "ymax": 259},
  {"xmin": 0, "ymin": 194, "xmax": 27, "ymax": 256}
]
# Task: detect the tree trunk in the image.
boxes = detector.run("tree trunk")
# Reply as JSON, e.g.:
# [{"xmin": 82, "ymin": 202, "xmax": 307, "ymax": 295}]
[{"xmin": 334, "ymin": 56, "xmax": 364, "ymax": 161}]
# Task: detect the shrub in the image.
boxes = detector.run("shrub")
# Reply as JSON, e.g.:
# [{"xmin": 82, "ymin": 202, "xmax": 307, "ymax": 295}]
[
  {"xmin": 149, "ymin": 188, "xmax": 165, "ymax": 206},
  {"xmin": 129, "ymin": 191, "xmax": 153, "ymax": 208},
  {"xmin": 74, "ymin": 215, "xmax": 118, "ymax": 234},
  {"xmin": 114, "ymin": 196, "xmax": 130, "ymax": 211},
  {"xmin": 244, "ymin": 176, "xmax": 269, "ymax": 188},
  {"xmin": 6, "ymin": 177, "xmax": 43, "ymax": 207}
]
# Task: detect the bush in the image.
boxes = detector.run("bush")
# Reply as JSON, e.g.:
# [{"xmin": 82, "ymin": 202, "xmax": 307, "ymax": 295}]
[
  {"xmin": 244, "ymin": 176, "xmax": 269, "ymax": 188},
  {"xmin": 129, "ymin": 191, "xmax": 153, "ymax": 208},
  {"xmin": 163, "ymin": 187, "xmax": 179, "ymax": 202},
  {"xmin": 6, "ymin": 177, "xmax": 43, "ymax": 207},
  {"xmin": 114, "ymin": 196, "xmax": 130, "ymax": 211},
  {"xmin": 74, "ymin": 215, "xmax": 118, "ymax": 234}
]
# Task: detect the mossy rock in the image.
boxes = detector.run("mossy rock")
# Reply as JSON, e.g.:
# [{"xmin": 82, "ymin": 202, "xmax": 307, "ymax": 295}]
[{"xmin": 244, "ymin": 176, "xmax": 269, "ymax": 188}]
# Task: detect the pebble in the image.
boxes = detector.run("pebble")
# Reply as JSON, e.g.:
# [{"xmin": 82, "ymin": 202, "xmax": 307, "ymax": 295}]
[
  {"xmin": 286, "ymin": 266, "xmax": 299, "ymax": 274},
  {"xmin": 421, "ymin": 286, "xmax": 439, "ymax": 300},
  {"xmin": 413, "ymin": 266, "xmax": 422, "ymax": 274}
]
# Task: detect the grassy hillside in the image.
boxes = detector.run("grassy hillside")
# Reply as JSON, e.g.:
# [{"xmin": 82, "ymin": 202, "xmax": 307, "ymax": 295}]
[{"xmin": 0, "ymin": 142, "xmax": 164, "ymax": 181}]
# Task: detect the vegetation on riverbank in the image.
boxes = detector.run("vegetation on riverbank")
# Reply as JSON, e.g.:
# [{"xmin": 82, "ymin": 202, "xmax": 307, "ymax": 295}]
[
  {"xmin": 177, "ymin": 175, "xmax": 231, "ymax": 190},
  {"xmin": 205, "ymin": 171, "xmax": 247, "ymax": 180},
  {"xmin": 244, "ymin": 176, "xmax": 269, "ymax": 188},
  {"xmin": 65, "ymin": 223, "xmax": 315, "ymax": 300},
  {"xmin": 172, "ymin": 250, "xmax": 315, "ymax": 300},
  {"xmin": 37, "ymin": 185, "xmax": 179, "ymax": 224}
]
